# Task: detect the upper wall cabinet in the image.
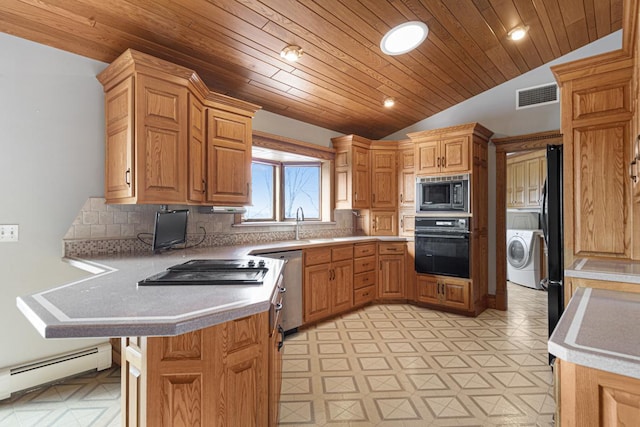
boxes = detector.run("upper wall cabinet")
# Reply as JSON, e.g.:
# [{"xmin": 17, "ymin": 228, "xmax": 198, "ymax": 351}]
[
  {"xmin": 552, "ymin": 52, "xmax": 634, "ymax": 264},
  {"xmin": 98, "ymin": 49, "xmax": 260, "ymax": 205},
  {"xmin": 331, "ymin": 135, "xmax": 372, "ymax": 210},
  {"xmin": 506, "ymin": 150, "xmax": 546, "ymax": 209}
]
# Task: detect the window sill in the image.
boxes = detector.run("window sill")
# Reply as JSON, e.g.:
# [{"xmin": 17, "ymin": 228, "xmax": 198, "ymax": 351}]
[{"xmin": 232, "ymin": 220, "xmax": 336, "ymax": 228}]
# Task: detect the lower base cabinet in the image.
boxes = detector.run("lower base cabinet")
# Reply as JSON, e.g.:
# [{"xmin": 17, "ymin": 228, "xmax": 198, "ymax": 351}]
[
  {"xmin": 121, "ymin": 311, "xmax": 270, "ymax": 427},
  {"xmin": 556, "ymin": 358, "xmax": 640, "ymax": 426},
  {"xmin": 416, "ymin": 274, "xmax": 471, "ymax": 312}
]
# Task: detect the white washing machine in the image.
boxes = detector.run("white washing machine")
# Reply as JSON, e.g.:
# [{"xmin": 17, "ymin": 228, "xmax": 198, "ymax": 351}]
[{"xmin": 507, "ymin": 229, "xmax": 542, "ymax": 289}]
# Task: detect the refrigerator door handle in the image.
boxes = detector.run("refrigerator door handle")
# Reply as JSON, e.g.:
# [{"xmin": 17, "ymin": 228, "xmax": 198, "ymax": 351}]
[{"xmin": 540, "ymin": 179, "xmax": 548, "ymax": 247}]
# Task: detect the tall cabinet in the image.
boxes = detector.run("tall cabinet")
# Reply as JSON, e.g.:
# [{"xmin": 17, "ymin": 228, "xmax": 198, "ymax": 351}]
[
  {"xmin": 552, "ymin": 51, "xmax": 635, "ymax": 267},
  {"xmin": 408, "ymin": 123, "xmax": 493, "ymax": 316},
  {"xmin": 98, "ymin": 49, "xmax": 259, "ymax": 206}
]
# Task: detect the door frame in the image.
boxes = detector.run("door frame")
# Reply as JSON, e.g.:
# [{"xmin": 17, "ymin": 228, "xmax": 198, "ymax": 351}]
[{"xmin": 492, "ymin": 130, "xmax": 562, "ymax": 310}]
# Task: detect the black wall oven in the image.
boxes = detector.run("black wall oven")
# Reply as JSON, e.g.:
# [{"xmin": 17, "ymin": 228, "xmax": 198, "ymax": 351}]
[{"xmin": 415, "ymin": 217, "xmax": 470, "ymax": 278}]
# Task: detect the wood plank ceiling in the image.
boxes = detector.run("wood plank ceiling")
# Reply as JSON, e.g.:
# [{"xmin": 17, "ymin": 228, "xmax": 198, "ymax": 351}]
[{"xmin": 0, "ymin": 0, "xmax": 623, "ymax": 139}]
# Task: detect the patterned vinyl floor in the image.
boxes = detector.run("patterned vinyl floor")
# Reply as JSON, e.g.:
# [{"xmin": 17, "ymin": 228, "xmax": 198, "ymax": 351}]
[{"xmin": 0, "ymin": 282, "xmax": 553, "ymax": 426}]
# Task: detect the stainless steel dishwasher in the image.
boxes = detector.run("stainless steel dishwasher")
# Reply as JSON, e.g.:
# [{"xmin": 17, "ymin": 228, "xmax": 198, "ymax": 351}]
[{"xmin": 260, "ymin": 250, "xmax": 303, "ymax": 334}]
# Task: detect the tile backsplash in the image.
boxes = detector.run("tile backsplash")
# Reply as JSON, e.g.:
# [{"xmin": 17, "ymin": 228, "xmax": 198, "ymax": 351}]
[{"xmin": 63, "ymin": 198, "xmax": 356, "ymax": 257}]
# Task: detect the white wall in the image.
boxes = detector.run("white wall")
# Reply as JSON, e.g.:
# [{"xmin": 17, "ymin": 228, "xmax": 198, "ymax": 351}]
[
  {"xmin": 253, "ymin": 110, "xmax": 343, "ymax": 146},
  {"xmin": 0, "ymin": 33, "xmax": 108, "ymax": 368}
]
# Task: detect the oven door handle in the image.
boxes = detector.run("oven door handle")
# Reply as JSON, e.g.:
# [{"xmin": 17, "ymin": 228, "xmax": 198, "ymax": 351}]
[{"xmin": 415, "ymin": 233, "xmax": 469, "ymax": 239}]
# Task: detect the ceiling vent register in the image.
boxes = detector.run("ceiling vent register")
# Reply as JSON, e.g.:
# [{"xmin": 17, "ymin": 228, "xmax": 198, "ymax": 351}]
[{"xmin": 516, "ymin": 83, "xmax": 559, "ymax": 109}]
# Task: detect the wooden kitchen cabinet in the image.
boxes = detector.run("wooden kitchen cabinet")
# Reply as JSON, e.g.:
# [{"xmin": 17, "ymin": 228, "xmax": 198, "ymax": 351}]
[
  {"xmin": 416, "ymin": 274, "xmax": 471, "ymax": 312},
  {"xmin": 378, "ymin": 242, "xmax": 406, "ymax": 300},
  {"xmin": 506, "ymin": 150, "xmax": 546, "ymax": 209},
  {"xmin": 98, "ymin": 49, "xmax": 259, "ymax": 206},
  {"xmin": 370, "ymin": 147, "xmax": 397, "ymax": 209},
  {"xmin": 398, "ymin": 142, "xmax": 415, "ymax": 209},
  {"xmin": 553, "ymin": 53, "xmax": 634, "ymax": 264},
  {"xmin": 331, "ymin": 135, "xmax": 372, "ymax": 209},
  {"xmin": 555, "ymin": 359, "xmax": 640, "ymax": 427},
  {"xmin": 413, "ymin": 135, "xmax": 469, "ymax": 175},
  {"xmin": 564, "ymin": 277, "xmax": 640, "ymax": 308},
  {"xmin": 122, "ymin": 311, "xmax": 269, "ymax": 427},
  {"xmin": 353, "ymin": 242, "xmax": 377, "ymax": 307},
  {"xmin": 303, "ymin": 245, "xmax": 353, "ymax": 324},
  {"xmin": 370, "ymin": 210, "xmax": 397, "ymax": 236},
  {"xmin": 399, "ymin": 210, "xmax": 415, "ymax": 237},
  {"xmin": 206, "ymin": 109, "xmax": 252, "ymax": 205}
]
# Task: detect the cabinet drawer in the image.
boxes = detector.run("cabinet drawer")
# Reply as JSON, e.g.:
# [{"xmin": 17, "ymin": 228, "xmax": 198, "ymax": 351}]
[
  {"xmin": 354, "ymin": 243, "xmax": 376, "ymax": 257},
  {"xmin": 304, "ymin": 248, "xmax": 331, "ymax": 266},
  {"xmin": 354, "ymin": 285, "xmax": 375, "ymax": 305},
  {"xmin": 332, "ymin": 245, "xmax": 353, "ymax": 261},
  {"xmin": 354, "ymin": 256, "xmax": 376, "ymax": 274},
  {"xmin": 354, "ymin": 271, "xmax": 376, "ymax": 289},
  {"xmin": 378, "ymin": 242, "xmax": 406, "ymax": 255}
]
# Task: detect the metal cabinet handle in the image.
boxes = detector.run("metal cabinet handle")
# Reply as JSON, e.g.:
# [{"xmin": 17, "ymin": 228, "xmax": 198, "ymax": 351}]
[
  {"xmin": 400, "ymin": 193, "xmax": 403, "ymax": 203},
  {"xmin": 441, "ymin": 156, "xmax": 445, "ymax": 166},
  {"xmin": 401, "ymin": 218, "xmax": 404, "ymax": 229},
  {"xmin": 125, "ymin": 168, "xmax": 131, "ymax": 187},
  {"xmin": 355, "ymin": 191, "xmax": 358, "ymax": 200},
  {"xmin": 631, "ymin": 160, "xmax": 637, "ymax": 183},
  {"xmin": 437, "ymin": 157, "xmax": 440, "ymax": 167},
  {"xmin": 202, "ymin": 179, "xmax": 206, "ymax": 193},
  {"xmin": 279, "ymin": 287, "xmax": 287, "ymax": 293},
  {"xmin": 372, "ymin": 193, "xmax": 376, "ymax": 202},
  {"xmin": 636, "ymin": 135, "xmax": 640, "ymax": 160},
  {"xmin": 278, "ymin": 325, "xmax": 285, "ymax": 351},
  {"xmin": 275, "ymin": 303, "xmax": 283, "ymax": 312}
]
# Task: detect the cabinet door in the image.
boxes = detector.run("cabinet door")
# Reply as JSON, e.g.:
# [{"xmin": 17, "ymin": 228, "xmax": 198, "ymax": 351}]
[
  {"xmin": 136, "ymin": 74, "xmax": 188, "ymax": 203},
  {"xmin": 441, "ymin": 278, "xmax": 471, "ymax": 311},
  {"xmin": 506, "ymin": 162, "xmax": 515, "ymax": 208},
  {"xmin": 399, "ymin": 210, "xmax": 415, "ymax": 237},
  {"xmin": 207, "ymin": 110, "xmax": 252, "ymax": 205},
  {"xmin": 415, "ymin": 140, "xmax": 440, "ymax": 174},
  {"xmin": 353, "ymin": 146, "xmax": 371, "ymax": 208},
  {"xmin": 573, "ymin": 123, "xmax": 630, "ymax": 258},
  {"xmin": 399, "ymin": 149, "xmax": 415, "ymax": 208},
  {"xmin": 525, "ymin": 158, "xmax": 542, "ymax": 207},
  {"xmin": 371, "ymin": 210, "xmax": 397, "ymax": 236},
  {"xmin": 304, "ymin": 264, "xmax": 331, "ymax": 323},
  {"xmin": 105, "ymin": 76, "xmax": 135, "ymax": 201},
  {"xmin": 188, "ymin": 96, "xmax": 207, "ymax": 203},
  {"xmin": 378, "ymin": 255, "xmax": 405, "ymax": 299},
  {"xmin": 511, "ymin": 161, "xmax": 526, "ymax": 208},
  {"xmin": 331, "ymin": 260, "xmax": 354, "ymax": 314},
  {"xmin": 441, "ymin": 136, "xmax": 469, "ymax": 173},
  {"xmin": 416, "ymin": 275, "xmax": 439, "ymax": 305},
  {"xmin": 371, "ymin": 150, "xmax": 397, "ymax": 208}
]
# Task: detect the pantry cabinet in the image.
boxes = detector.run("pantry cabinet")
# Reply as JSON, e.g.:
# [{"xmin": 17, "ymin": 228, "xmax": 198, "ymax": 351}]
[
  {"xmin": 98, "ymin": 49, "xmax": 259, "ymax": 206},
  {"xmin": 370, "ymin": 147, "xmax": 397, "ymax": 209},
  {"xmin": 552, "ymin": 53, "xmax": 634, "ymax": 264},
  {"xmin": 303, "ymin": 245, "xmax": 353, "ymax": 324}
]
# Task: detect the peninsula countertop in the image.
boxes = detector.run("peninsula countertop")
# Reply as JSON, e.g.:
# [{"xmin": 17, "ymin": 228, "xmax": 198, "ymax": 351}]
[
  {"xmin": 17, "ymin": 236, "xmax": 409, "ymax": 339},
  {"xmin": 549, "ymin": 286, "xmax": 640, "ymax": 379}
]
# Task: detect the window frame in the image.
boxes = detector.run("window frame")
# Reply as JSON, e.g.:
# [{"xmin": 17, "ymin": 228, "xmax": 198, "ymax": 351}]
[
  {"xmin": 281, "ymin": 162, "xmax": 322, "ymax": 221},
  {"xmin": 244, "ymin": 159, "xmax": 279, "ymax": 222}
]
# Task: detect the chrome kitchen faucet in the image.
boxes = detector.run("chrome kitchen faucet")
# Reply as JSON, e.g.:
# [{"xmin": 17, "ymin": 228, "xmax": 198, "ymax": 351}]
[{"xmin": 295, "ymin": 207, "xmax": 305, "ymax": 240}]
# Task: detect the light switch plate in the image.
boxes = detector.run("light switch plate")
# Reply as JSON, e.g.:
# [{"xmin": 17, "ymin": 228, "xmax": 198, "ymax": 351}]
[{"xmin": 0, "ymin": 225, "xmax": 19, "ymax": 242}]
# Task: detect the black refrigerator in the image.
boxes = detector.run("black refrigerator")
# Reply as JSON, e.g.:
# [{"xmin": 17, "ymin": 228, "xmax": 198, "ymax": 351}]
[{"xmin": 541, "ymin": 144, "xmax": 564, "ymax": 363}]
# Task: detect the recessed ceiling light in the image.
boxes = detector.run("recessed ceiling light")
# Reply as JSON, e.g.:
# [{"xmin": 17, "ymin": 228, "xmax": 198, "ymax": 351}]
[
  {"xmin": 380, "ymin": 21, "xmax": 429, "ymax": 55},
  {"xmin": 280, "ymin": 45, "xmax": 303, "ymax": 61},
  {"xmin": 507, "ymin": 26, "xmax": 529, "ymax": 41},
  {"xmin": 383, "ymin": 97, "xmax": 395, "ymax": 108}
]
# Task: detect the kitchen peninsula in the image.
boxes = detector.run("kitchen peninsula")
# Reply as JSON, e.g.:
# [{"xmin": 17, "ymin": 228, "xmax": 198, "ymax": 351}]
[{"xmin": 17, "ymin": 236, "xmax": 410, "ymax": 426}]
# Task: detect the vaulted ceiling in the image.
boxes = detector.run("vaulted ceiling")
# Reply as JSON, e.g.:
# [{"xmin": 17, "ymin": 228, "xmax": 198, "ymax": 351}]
[{"xmin": 0, "ymin": 0, "xmax": 623, "ymax": 139}]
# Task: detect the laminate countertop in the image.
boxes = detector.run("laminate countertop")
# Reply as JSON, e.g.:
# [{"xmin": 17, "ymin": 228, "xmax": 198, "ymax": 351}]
[
  {"xmin": 565, "ymin": 258, "xmax": 640, "ymax": 285},
  {"xmin": 17, "ymin": 236, "xmax": 409, "ymax": 339},
  {"xmin": 549, "ymin": 287, "xmax": 640, "ymax": 379}
]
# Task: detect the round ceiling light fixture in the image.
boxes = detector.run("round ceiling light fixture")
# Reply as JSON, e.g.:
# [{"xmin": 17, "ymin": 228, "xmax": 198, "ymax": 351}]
[
  {"xmin": 280, "ymin": 45, "xmax": 303, "ymax": 61},
  {"xmin": 383, "ymin": 97, "xmax": 395, "ymax": 108},
  {"xmin": 507, "ymin": 26, "xmax": 529, "ymax": 41},
  {"xmin": 380, "ymin": 21, "xmax": 429, "ymax": 55}
]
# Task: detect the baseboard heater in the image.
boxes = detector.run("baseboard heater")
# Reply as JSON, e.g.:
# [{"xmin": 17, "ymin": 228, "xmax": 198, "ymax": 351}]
[{"xmin": 0, "ymin": 342, "xmax": 112, "ymax": 400}]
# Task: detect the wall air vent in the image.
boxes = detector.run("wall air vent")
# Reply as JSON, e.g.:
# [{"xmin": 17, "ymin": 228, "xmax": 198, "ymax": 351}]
[{"xmin": 516, "ymin": 83, "xmax": 559, "ymax": 110}]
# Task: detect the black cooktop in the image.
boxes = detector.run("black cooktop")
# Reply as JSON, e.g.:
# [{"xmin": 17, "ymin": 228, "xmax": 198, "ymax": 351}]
[{"xmin": 137, "ymin": 259, "xmax": 269, "ymax": 286}]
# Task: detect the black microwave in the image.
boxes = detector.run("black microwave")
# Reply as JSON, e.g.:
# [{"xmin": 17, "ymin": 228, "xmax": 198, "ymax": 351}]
[{"xmin": 416, "ymin": 174, "xmax": 469, "ymax": 213}]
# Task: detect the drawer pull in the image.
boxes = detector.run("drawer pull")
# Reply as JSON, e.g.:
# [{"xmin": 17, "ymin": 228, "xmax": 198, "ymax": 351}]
[{"xmin": 275, "ymin": 303, "xmax": 283, "ymax": 312}]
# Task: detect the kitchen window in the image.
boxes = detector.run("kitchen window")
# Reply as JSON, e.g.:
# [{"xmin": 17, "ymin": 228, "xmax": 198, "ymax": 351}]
[{"xmin": 244, "ymin": 159, "xmax": 322, "ymax": 222}]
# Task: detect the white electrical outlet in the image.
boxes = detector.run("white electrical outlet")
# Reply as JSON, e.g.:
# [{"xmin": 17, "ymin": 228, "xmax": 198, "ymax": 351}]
[{"xmin": 0, "ymin": 225, "xmax": 19, "ymax": 242}]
